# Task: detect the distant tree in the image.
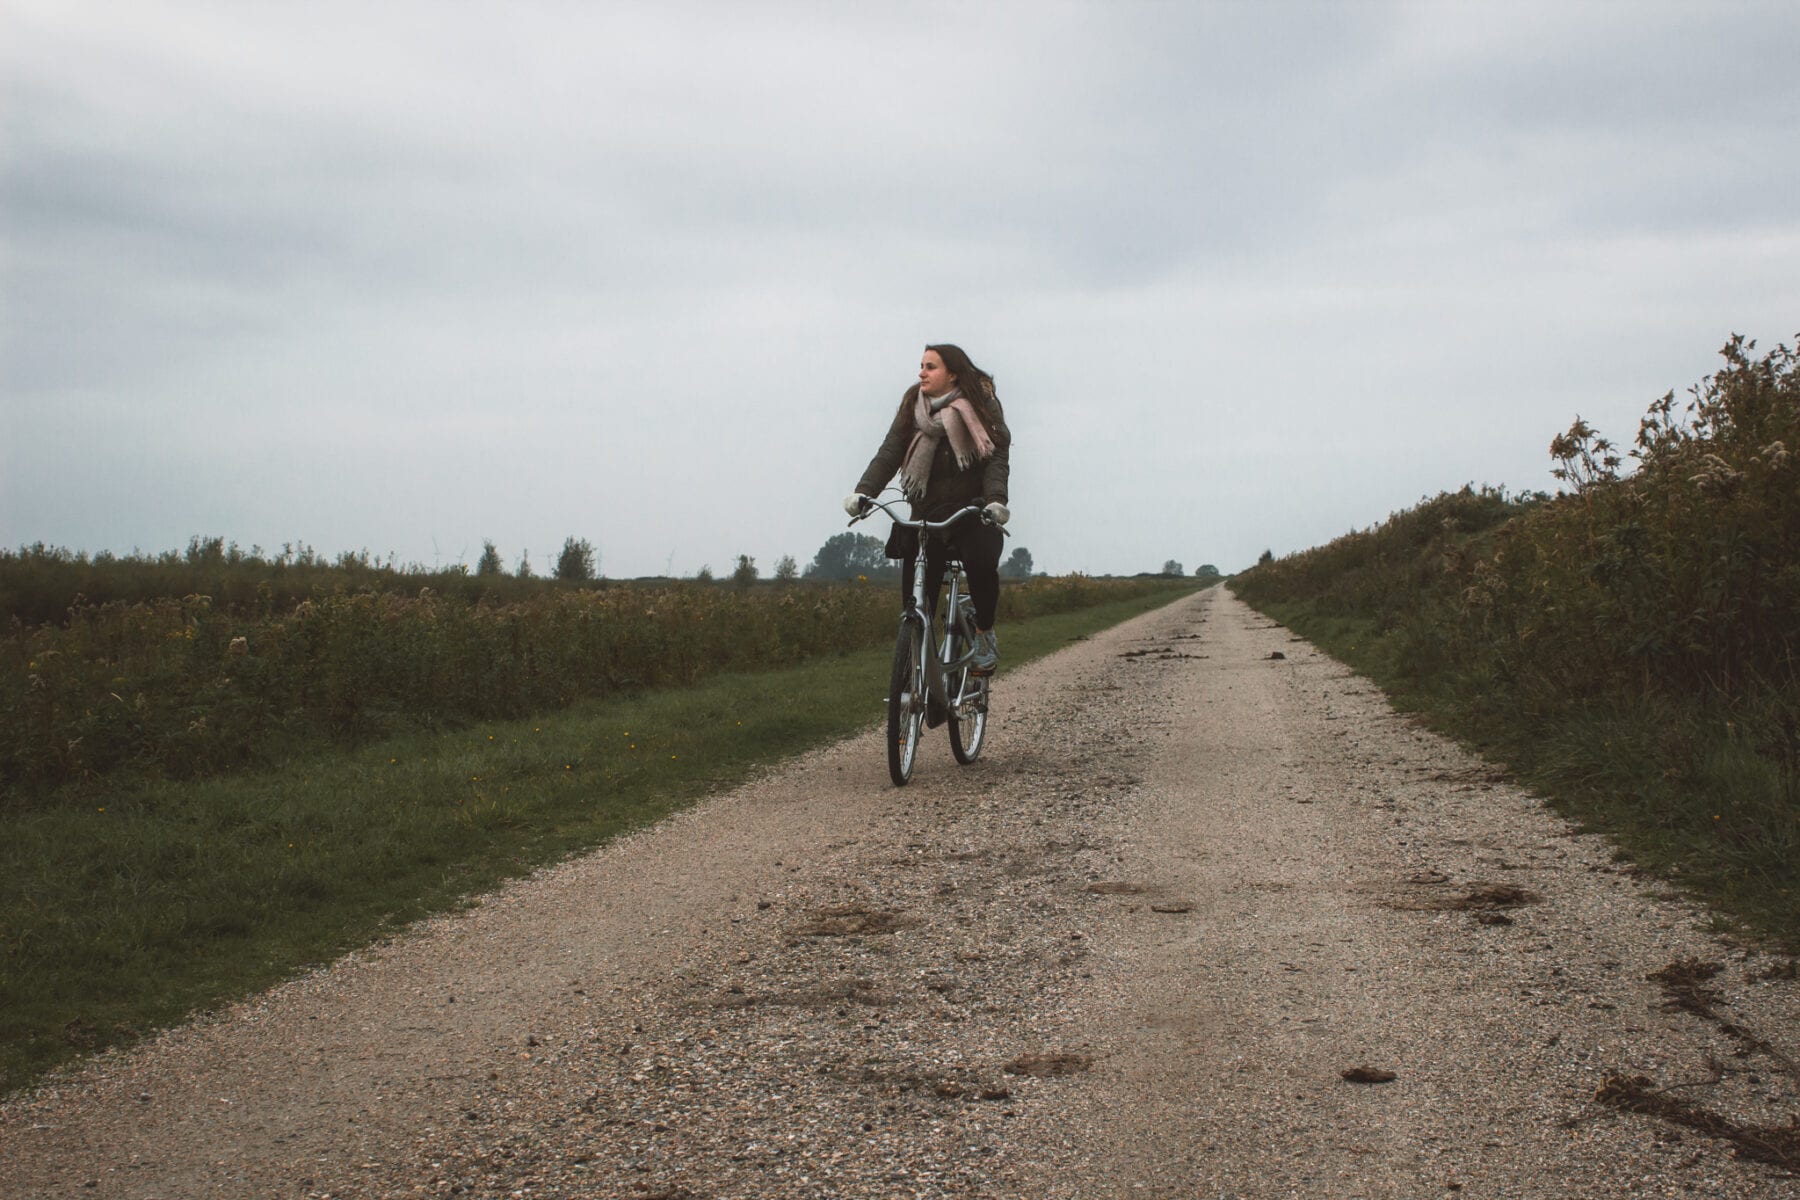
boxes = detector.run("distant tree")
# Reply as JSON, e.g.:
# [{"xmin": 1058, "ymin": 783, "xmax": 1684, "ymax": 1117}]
[
  {"xmin": 694, "ymin": 563, "xmax": 714, "ymax": 582},
  {"xmin": 476, "ymin": 540, "xmax": 504, "ymax": 577},
  {"xmin": 732, "ymin": 554, "xmax": 758, "ymax": 587},
  {"xmin": 805, "ymin": 532, "xmax": 889, "ymax": 579},
  {"xmin": 1257, "ymin": 549, "xmax": 1274, "ymax": 566},
  {"xmin": 1161, "ymin": 559, "xmax": 1184, "ymax": 577},
  {"xmin": 186, "ymin": 535, "xmax": 226, "ymax": 567},
  {"xmin": 774, "ymin": 554, "xmax": 799, "ymax": 582},
  {"xmin": 516, "ymin": 549, "xmax": 533, "ymax": 578},
  {"xmin": 1195, "ymin": 563, "xmax": 1220, "ymax": 579},
  {"xmin": 1001, "ymin": 546, "xmax": 1034, "ymax": 579},
  {"xmin": 554, "ymin": 537, "xmax": 596, "ymax": 582}
]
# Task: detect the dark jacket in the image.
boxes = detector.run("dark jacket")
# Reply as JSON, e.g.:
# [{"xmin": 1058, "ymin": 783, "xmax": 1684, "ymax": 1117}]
[{"xmin": 855, "ymin": 386, "xmax": 1010, "ymax": 521}]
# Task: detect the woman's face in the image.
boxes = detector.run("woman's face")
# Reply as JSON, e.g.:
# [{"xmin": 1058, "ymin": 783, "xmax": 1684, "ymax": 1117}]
[{"xmin": 918, "ymin": 350, "xmax": 956, "ymax": 398}]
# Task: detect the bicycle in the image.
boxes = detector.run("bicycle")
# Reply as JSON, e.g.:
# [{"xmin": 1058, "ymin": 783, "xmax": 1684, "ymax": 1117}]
[{"xmin": 849, "ymin": 494, "xmax": 1007, "ymax": 786}]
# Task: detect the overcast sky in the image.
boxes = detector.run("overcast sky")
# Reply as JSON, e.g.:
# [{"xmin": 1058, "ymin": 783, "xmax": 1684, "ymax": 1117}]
[{"xmin": 3, "ymin": 1, "xmax": 1796, "ymax": 578}]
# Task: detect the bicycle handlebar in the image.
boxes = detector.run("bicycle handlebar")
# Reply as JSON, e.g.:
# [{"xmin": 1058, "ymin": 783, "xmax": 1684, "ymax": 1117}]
[{"xmin": 847, "ymin": 496, "xmax": 1008, "ymax": 536}]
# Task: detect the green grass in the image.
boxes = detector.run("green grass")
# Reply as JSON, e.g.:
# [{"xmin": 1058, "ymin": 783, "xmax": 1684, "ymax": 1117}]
[
  {"xmin": 1245, "ymin": 595, "xmax": 1799, "ymax": 953},
  {"xmin": 0, "ymin": 583, "xmax": 1195, "ymax": 1094}
]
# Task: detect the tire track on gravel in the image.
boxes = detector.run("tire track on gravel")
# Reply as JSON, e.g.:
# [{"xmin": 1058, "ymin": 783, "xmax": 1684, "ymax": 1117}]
[{"xmin": 2, "ymin": 587, "xmax": 1795, "ymax": 1198}]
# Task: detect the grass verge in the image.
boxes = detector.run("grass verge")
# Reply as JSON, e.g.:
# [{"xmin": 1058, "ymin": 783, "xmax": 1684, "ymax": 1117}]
[
  {"xmin": 1, "ymin": 583, "xmax": 1196, "ymax": 1093},
  {"xmin": 1241, "ymin": 594, "xmax": 1799, "ymax": 955}
]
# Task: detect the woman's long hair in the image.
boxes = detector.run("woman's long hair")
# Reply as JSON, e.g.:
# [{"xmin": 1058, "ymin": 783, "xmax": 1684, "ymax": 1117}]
[{"xmin": 919, "ymin": 343, "xmax": 1001, "ymax": 435}]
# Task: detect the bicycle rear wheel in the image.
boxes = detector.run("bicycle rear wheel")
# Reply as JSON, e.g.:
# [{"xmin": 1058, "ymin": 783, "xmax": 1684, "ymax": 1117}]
[
  {"xmin": 887, "ymin": 621, "xmax": 925, "ymax": 785},
  {"xmin": 947, "ymin": 618, "xmax": 988, "ymax": 765}
]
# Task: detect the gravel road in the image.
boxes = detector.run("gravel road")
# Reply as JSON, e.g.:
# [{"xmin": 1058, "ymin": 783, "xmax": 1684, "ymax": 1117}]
[{"xmin": 4, "ymin": 586, "xmax": 1796, "ymax": 1199}]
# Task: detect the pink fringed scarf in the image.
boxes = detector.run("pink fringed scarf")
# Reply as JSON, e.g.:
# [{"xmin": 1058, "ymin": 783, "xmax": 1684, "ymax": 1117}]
[{"xmin": 899, "ymin": 388, "xmax": 996, "ymax": 501}]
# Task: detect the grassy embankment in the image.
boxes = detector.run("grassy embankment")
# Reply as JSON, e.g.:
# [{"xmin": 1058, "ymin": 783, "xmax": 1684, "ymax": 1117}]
[
  {"xmin": 2, "ymin": 568, "xmax": 1197, "ymax": 1093},
  {"xmin": 1234, "ymin": 335, "xmax": 1798, "ymax": 949}
]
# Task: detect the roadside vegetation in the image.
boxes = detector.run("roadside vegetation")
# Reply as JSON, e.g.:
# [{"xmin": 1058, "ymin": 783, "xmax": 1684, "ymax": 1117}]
[
  {"xmin": 4, "ymin": 555, "xmax": 1150, "ymax": 802},
  {"xmin": 1, "ymin": 569, "xmax": 1196, "ymax": 1093},
  {"xmin": 1234, "ymin": 335, "xmax": 1798, "ymax": 948}
]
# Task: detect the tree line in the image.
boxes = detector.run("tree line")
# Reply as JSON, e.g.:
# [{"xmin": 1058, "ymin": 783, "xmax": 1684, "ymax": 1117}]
[{"xmin": 5, "ymin": 530, "xmax": 1218, "ymax": 629}]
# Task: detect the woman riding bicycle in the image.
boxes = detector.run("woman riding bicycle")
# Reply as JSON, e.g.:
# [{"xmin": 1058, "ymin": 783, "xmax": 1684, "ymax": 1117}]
[{"xmin": 844, "ymin": 344, "xmax": 1011, "ymax": 675}]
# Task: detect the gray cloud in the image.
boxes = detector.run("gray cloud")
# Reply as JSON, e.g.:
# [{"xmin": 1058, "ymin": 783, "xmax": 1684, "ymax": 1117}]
[{"xmin": 4, "ymin": 1, "xmax": 1798, "ymax": 577}]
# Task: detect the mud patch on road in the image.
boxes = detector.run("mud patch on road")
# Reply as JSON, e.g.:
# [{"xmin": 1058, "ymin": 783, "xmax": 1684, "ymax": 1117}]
[
  {"xmin": 1647, "ymin": 959, "xmax": 1800, "ymax": 1085},
  {"xmin": 1594, "ymin": 1074, "xmax": 1800, "ymax": 1169},
  {"xmin": 1584, "ymin": 958, "xmax": 1800, "ymax": 1167},
  {"xmin": 1449, "ymin": 884, "xmax": 1539, "ymax": 910},
  {"xmin": 1381, "ymin": 881, "xmax": 1540, "ymax": 915},
  {"xmin": 1119, "ymin": 646, "xmax": 1209, "ymax": 661},
  {"xmin": 1649, "ymin": 958, "xmax": 1726, "ymax": 1016}
]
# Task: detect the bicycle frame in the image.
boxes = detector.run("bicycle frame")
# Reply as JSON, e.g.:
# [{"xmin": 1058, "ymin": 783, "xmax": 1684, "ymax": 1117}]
[
  {"xmin": 857, "ymin": 497, "xmax": 988, "ymax": 720},
  {"xmin": 904, "ymin": 549, "xmax": 985, "ymax": 724}
]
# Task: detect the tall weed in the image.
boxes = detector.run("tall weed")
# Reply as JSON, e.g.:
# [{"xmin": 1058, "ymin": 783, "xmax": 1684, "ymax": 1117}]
[
  {"xmin": 3, "ymin": 574, "xmax": 1172, "ymax": 803},
  {"xmin": 1237, "ymin": 335, "xmax": 1799, "ymax": 941}
]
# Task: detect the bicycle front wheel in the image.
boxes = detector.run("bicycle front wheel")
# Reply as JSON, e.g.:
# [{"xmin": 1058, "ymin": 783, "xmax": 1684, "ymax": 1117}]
[{"xmin": 887, "ymin": 621, "xmax": 925, "ymax": 785}]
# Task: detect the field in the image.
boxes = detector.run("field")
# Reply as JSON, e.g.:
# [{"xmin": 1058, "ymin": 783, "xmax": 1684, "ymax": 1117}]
[
  {"xmin": 1, "ymin": 565, "xmax": 1196, "ymax": 1093},
  {"xmin": 3, "ymin": 554, "xmax": 1155, "ymax": 802},
  {"xmin": 1234, "ymin": 335, "xmax": 1799, "ymax": 946}
]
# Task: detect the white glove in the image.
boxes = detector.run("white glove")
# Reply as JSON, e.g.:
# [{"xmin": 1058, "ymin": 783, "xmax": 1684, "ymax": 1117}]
[
  {"xmin": 984, "ymin": 501, "xmax": 1010, "ymax": 526},
  {"xmin": 844, "ymin": 493, "xmax": 871, "ymax": 517}
]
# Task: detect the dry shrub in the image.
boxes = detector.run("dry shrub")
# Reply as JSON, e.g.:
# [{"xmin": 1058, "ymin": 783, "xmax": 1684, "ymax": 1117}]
[{"xmin": 1, "ymin": 573, "xmax": 1172, "ymax": 802}]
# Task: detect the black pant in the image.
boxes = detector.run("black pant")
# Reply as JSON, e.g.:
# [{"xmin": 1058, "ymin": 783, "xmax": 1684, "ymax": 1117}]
[{"xmin": 890, "ymin": 522, "xmax": 1004, "ymax": 628}]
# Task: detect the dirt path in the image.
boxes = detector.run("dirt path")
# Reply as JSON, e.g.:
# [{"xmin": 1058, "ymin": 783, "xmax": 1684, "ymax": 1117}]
[{"xmin": 3, "ymin": 586, "xmax": 1796, "ymax": 1198}]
